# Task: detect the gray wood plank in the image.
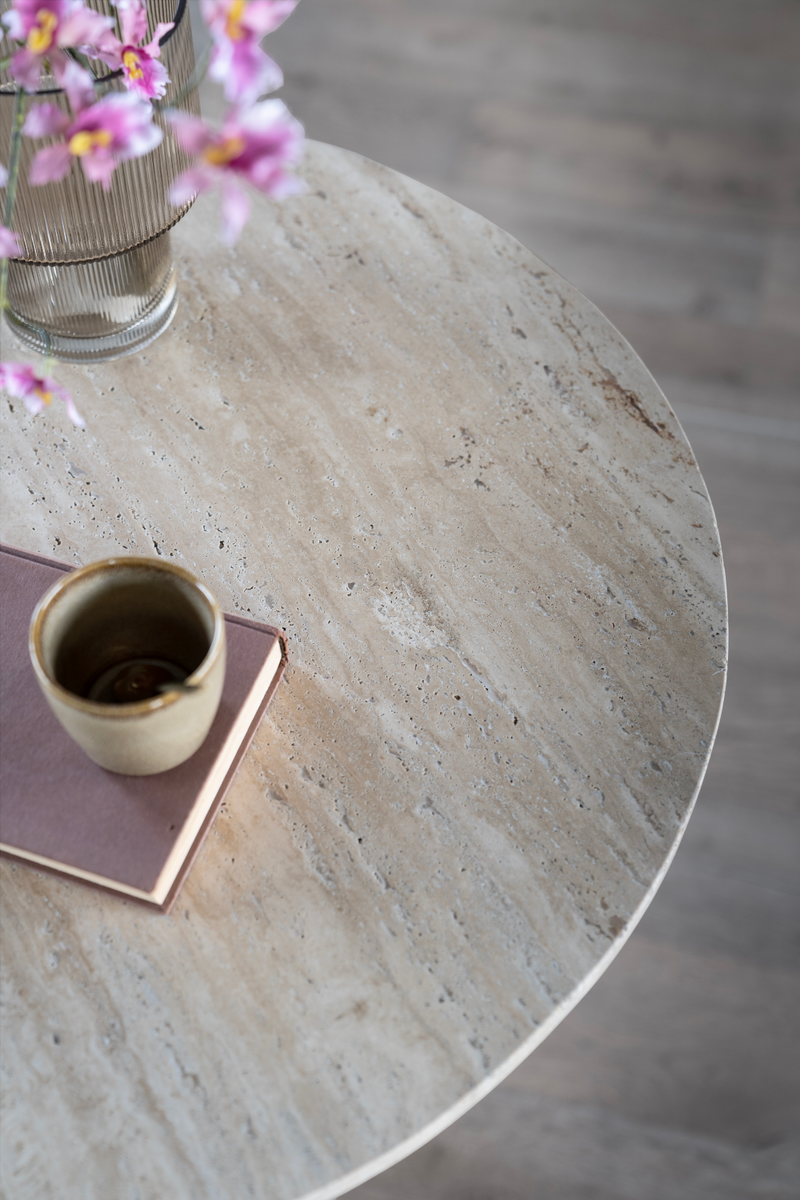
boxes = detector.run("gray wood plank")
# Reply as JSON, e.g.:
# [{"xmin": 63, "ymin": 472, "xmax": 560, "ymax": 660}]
[{"xmin": 351, "ymin": 1087, "xmax": 800, "ymax": 1200}]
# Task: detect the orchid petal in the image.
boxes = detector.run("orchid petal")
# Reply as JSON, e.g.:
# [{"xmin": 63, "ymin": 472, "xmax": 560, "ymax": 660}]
[
  {"xmin": 93, "ymin": 45, "xmax": 124, "ymax": 70},
  {"xmin": 169, "ymin": 166, "xmax": 216, "ymax": 206},
  {"xmin": 117, "ymin": 117, "xmax": 162, "ymax": 161},
  {"xmin": 144, "ymin": 21, "xmax": 173, "ymax": 56},
  {"xmin": 237, "ymin": 96, "xmax": 299, "ymax": 137},
  {"xmin": 53, "ymin": 57, "xmax": 97, "ymax": 112},
  {"xmin": 0, "ymin": 362, "xmax": 33, "ymax": 395},
  {"xmin": 53, "ymin": 383, "xmax": 85, "ymax": 427},
  {"xmin": 242, "ymin": 48, "xmax": 284, "ymax": 96},
  {"xmin": 68, "ymin": 93, "xmax": 163, "ymax": 165},
  {"xmin": 0, "ymin": 359, "xmax": 85, "ymax": 426},
  {"xmin": 208, "ymin": 40, "xmax": 283, "ymax": 105},
  {"xmin": 166, "ymin": 111, "xmax": 216, "ymax": 156},
  {"xmin": 115, "ymin": 0, "xmax": 148, "ymax": 46},
  {"xmin": 80, "ymin": 149, "xmax": 117, "ymax": 189},
  {"xmin": 200, "ymin": 0, "xmax": 296, "ymax": 38},
  {"xmin": 245, "ymin": 0, "xmax": 297, "ymax": 35},
  {"xmin": 89, "ymin": 26, "xmax": 123, "ymax": 60},
  {"xmin": 23, "ymin": 103, "xmax": 72, "ymax": 140},
  {"xmin": 28, "ymin": 143, "xmax": 73, "ymax": 186},
  {"xmin": 23, "ymin": 391, "xmax": 47, "ymax": 416},
  {"xmin": 58, "ymin": 6, "xmax": 115, "ymax": 49},
  {"xmin": 220, "ymin": 180, "xmax": 250, "ymax": 246},
  {"xmin": 119, "ymin": 48, "xmax": 170, "ymax": 99},
  {"xmin": 0, "ymin": 226, "xmax": 23, "ymax": 258},
  {"xmin": 1, "ymin": 7, "xmax": 25, "ymax": 41},
  {"xmin": 249, "ymin": 161, "xmax": 307, "ymax": 199},
  {"xmin": 63, "ymin": 397, "xmax": 86, "ymax": 427},
  {"xmin": 10, "ymin": 48, "xmax": 45, "ymax": 92}
]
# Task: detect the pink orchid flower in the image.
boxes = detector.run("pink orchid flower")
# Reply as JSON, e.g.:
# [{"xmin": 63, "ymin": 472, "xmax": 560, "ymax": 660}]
[
  {"xmin": 24, "ymin": 91, "xmax": 162, "ymax": 190},
  {"xmin": 0, "ymin": 226, "xmax": 23, "ymax": 258},
  {"xmin": 93, "ymin": 0, "xmax": 174, "ymax": 101},
  {"xmin": 0, "ymin": 361, "xmax": 84, "ymax": 426},
  {"xmin": 1, "ymin": 0, "xmax": 113, "ymax": 108},
  {"xmin": 168, "ymin": 100, "xmax": 305, "ymax": 245},
  {"xmin": 0, "ymin": 162, "xmax": 7, "ymax": 186},
  {"xmin": 200, "ymin": 0, "xmax": 296, "ymax": 105}
]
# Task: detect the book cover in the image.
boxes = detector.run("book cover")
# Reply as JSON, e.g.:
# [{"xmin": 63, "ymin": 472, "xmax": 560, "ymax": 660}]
[{"xmin": 0, "ymin": 544, "xmax": 287, "ymax": 912}]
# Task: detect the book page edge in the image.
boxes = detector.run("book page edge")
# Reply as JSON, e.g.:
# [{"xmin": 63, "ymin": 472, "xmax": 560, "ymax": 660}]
[
  {"xmin": 0, "ymin": 842, "xmax": 158, "ymax": 903},
  {"xmin": 151, "ymin": 636, "xmax": 284, "ymax": 903}
]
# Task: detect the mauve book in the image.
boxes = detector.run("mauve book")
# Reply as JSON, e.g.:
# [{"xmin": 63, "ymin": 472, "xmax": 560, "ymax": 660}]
[{"xmin": 0, "ymin": 545, "xmax": 288, "ymax": 912}]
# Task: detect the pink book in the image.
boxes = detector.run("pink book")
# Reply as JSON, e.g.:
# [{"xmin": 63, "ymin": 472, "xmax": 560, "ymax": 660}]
[{"xmin": 0, "ymin": 544, "xmax": 287, "ymax": 913}]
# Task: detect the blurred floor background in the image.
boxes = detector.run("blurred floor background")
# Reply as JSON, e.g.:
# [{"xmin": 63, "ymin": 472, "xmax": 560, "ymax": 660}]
[{"xmin": 197, "ymin": 3, "xmax": 800, "ymax": 1196}]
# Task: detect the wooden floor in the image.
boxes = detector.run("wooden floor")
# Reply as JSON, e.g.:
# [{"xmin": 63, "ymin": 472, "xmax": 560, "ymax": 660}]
[{"xmin": 204, "ymin": 2, "xmax": 800, "ymax": 1195}]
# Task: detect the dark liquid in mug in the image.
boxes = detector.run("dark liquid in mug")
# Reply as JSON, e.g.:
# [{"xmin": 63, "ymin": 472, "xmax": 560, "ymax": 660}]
[{"xmin": 86, "ymin": 657, "xmax": 188, "ymax": 703}]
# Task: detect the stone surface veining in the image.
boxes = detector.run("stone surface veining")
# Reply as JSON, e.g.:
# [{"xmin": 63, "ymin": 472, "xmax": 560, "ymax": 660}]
[{"xmin": 0, "ymin": 143, "xmax": 726, "ymax": 1200}]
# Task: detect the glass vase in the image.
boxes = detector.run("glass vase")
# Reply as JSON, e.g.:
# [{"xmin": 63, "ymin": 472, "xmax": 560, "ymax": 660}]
[{"xmin": 0, "ymin": 0, "xmax": 199, "ymax": 362}]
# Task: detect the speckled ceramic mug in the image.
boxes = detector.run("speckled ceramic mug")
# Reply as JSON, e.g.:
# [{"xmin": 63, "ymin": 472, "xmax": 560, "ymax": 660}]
[{"xmin": 29, "ymin": 558, "xmax": 226, "ymax": 775}]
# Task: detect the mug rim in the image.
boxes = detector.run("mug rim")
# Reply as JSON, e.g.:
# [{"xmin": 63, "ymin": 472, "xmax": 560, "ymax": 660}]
[{"xmin": 29, "ymin": 556, "xmax": 225, "ymax": 718}]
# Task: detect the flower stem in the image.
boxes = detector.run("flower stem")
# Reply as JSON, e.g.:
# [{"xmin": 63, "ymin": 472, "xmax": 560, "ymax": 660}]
[
  {"xmin": 65, "ymin": 45, "xmax": 104, "ymax": 88},
  {"xmin": 1, "ymin": 86, "xmax": 28, "ymax": 357},
  {"xmin": 4, "ymin": 306, "xmax": 52, "ymax": 361},
  {"xmin": 3, "ymin": 88, "xmax": 26, "ymax": 218},
  {"xmin": 155, "ymin": 42, "xmax": 211, "ymax": 113}
]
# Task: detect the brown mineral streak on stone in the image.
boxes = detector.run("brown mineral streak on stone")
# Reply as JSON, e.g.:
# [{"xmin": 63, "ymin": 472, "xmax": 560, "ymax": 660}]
[
  {"xmin": 596, "ymin": 368, "xmax": 671, "ymax": 437},
  {"xmin": 0, "ymin": 144, "xmax": 725, "ymax": 1200}
]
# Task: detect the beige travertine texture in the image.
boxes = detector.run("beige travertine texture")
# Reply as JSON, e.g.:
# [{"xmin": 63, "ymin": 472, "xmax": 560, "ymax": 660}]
[{"xmin": 0, "ymin": 143, "xmax": 726, "ymax": 1200}]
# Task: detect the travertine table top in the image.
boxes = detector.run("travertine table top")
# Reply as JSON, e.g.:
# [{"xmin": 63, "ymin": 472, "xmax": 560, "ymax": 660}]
[{"xmin": 0, "ymin": 142, "xmax": 726, "ymax": 1200}]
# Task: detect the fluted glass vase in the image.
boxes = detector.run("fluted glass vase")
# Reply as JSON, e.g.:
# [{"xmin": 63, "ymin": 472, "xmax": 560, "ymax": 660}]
[{"xmin": 0, "ymin": 0, "xmax": 199, "ymax": 361}]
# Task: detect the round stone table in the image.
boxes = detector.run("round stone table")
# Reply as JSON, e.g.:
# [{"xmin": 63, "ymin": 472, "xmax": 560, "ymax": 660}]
[{"xmin": 0, "ymin": 143, "xmax": 726, "ymax": 1200}]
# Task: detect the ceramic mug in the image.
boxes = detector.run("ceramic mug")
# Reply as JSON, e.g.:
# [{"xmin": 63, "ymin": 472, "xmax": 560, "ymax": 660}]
[{"xmin": 29, "ymin": 558, "xmax": 226, "ymax": 775}]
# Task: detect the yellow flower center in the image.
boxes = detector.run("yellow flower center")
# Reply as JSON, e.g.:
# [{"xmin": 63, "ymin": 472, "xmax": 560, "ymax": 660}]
[
  {"xmin": 26, "ymin": 8, "xmax": 58, "ymax": 55},
  {"xmin": 34, "ymin": 386, "xmax": 53, "ymax": 406},
  {"xmin": 203, "ymin": 136, "xmax": 245, "ymax": 167},
  {"xmin": 123, "ymin": 49, "xmax": 144, "ymax": 80},
  {"xmin": 224, "ymin": 0, "xmax": 247, "ymax": 41},
  {"xmin": 68, "ymin": 129, "xmax": 114, "ymax": 157}
]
